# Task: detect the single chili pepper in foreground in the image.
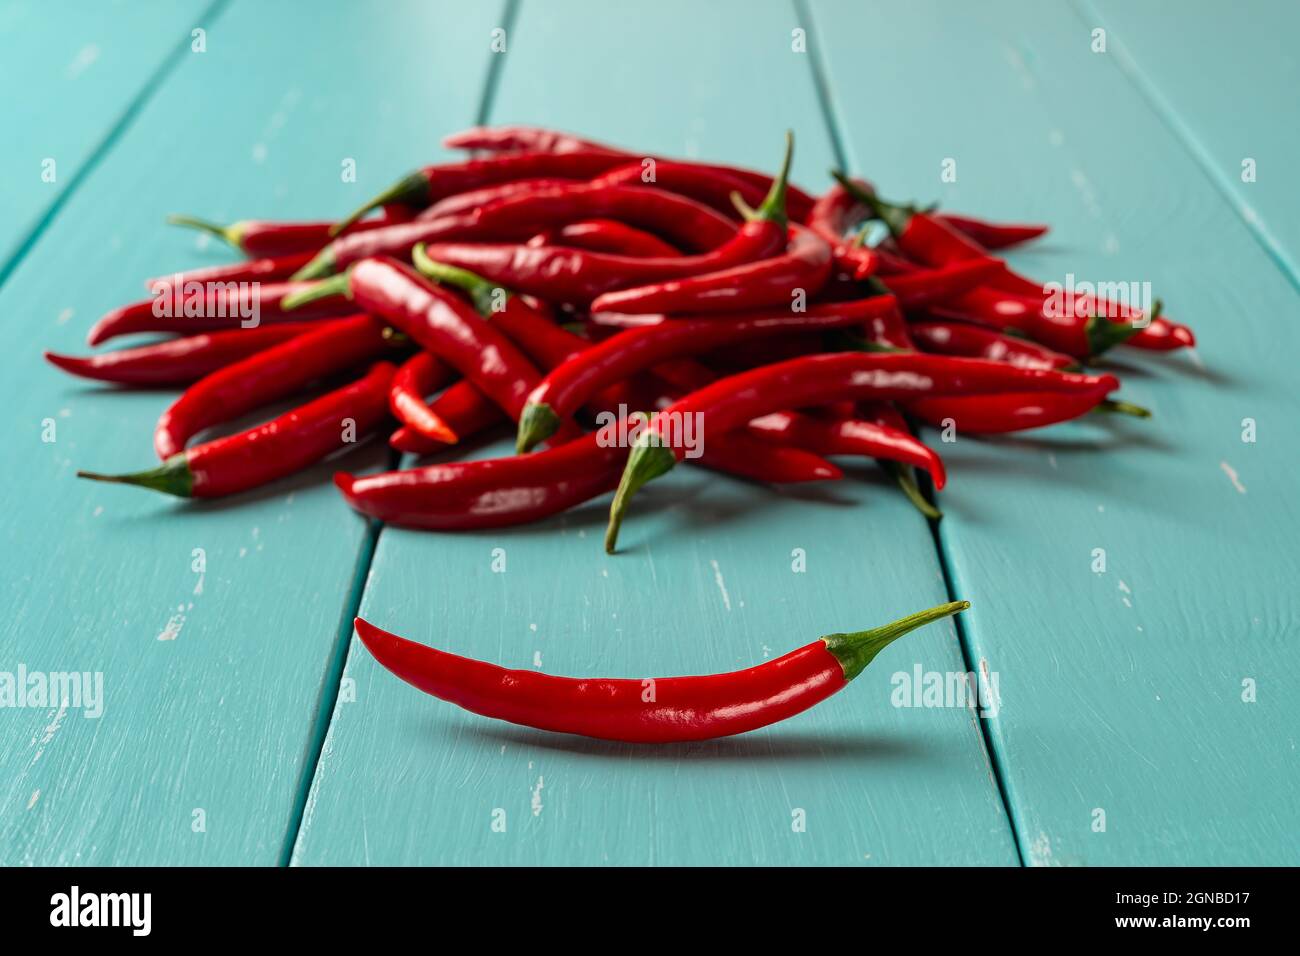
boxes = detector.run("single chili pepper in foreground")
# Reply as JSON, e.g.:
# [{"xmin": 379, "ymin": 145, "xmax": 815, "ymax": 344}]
[
  {"xmin": 530, "ymin": 219, "xmax": 683, "ymax": 258},
  {"xmin": 282, "ymin": 258, "xmax": 546, "ymax": 422},
  {"xmin": 909, "ymin": 319, "xmax": 1079, "ymax": 370},
  {"xmin": 354, "ymin": 601, "xmax": 968, "ymax": 742},
  {"xmin": 45, "ymin": 323, "xmax": 321, "ymax": 387},
  {"xmin": 147, "ymin": 251, "xmax": 315, "ymax": 291},
  {"xmin": 442, "ymin": 125, "xmax": 819, "ymax": 221},
  {"xmin": 605, "ymin": 353, "xmax": 1121, "ymax": 551},
  {"xmin": 330, "ymin": 149, "xmax": 632, "ymax": 235},
  {"xmin": 166, "ymin": 213, "xmax": 399, "ymax": 258},
  {"xmin": 87, "ymin": 281, "xmax": 355, "ymax": 346},
  {"xmin": 389, "ymin": 352, "xmax": 459, "ymax": 444},
  {"xmin": 301, "ymin": 180, "xmax": 739, "ymax": 280},
  {"xmin": 78, "ymin": 361, "xmax": 396, "ymax": 498},
  {"xmin": 588, "ymin": 224, "xmax": 831, "ymax": 315},
  {"xmin": 153, "ymin": 314, "xmax": 396, "ymax": 459},
  {"xmin": 516, "ymin": 297, "xmax": 903, "ymax": 451}
]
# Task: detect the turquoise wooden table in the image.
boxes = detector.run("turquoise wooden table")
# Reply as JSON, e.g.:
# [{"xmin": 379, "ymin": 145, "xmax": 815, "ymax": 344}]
[{"xmin": 2, "ymin": 0, "xmax": 1295, "ymax": 866}]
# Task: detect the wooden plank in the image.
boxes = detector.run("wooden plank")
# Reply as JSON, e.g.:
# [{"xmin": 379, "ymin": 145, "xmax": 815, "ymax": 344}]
[
  {"xmin": 291, "ymin": 0, "xmax": 1017, "ymax": 867},
  {"xmin": 813, "ymin": 0, "xmax": 1299, "ymax": 864},
  {"xmin": 0, "ymin": 0, "xmax": 216, "ymax": 279},
  {"xmin": 0, "ymin": 0, "xmax": 503, "ymax": 865},
  {"xmin": 1085, "ymin": 0, "xmax": 1300, "ymax": 281}
]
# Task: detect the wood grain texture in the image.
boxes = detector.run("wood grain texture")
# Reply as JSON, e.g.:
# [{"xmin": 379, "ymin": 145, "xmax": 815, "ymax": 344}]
[
  {"xmin": 0, "ymin": 0, "xmax": 216, "ymax": 274},
  {"xmin": 0, "ymin": 0, "xmax": 502, "ymax": 865},
  {"xmin": 813, "ymin": 0, "xmax": 1300, "ymax": 864},
  {"xmin": 290, "ymin": 0, "xmax": 1017, "ymax": 867},
  {"xmin": 1085, "ymin": 0, "xmax": 1300, "ymax": 282}
]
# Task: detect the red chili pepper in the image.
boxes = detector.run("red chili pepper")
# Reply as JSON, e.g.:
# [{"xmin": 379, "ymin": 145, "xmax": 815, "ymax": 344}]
[
  {"xmin": 933, "ymin": 213, "xmax": 1048, "ymax": 250},
  {"xmin": 389, "ymin": 352, "xmax": 458, "ymax": 444},
  {"xmin": 605, "ymin": 353, "xmax": 1120, "ymax": 551},
  {"xmin": 146, "ymin": 251, "xmax": 315, "ymax": 291},
  {"xmin": 932, "ymin": 286, "xmax": 1149, "ymax": 360},
  {"xmin": 809, "ymin": 179, "xmax": 880, "ymax": 280},
  {"xmin": 283, "ymin": 258, "xmax": 547, "ymax": 423},
  {"xmin": 418, "ymin": 178, "xmax": 575, "ymax": 221},
  {"xmin": 909, "ymin": 319, "xmax": 1078, "ymax": 371},
  {"xmin": 301, "ymin": 181, "xmax": 739, "ymax": 280},
  {"xmin": 907, "ymin": 391, "xmax": 1135, "ymax": 434},
  {"xmin": 353, "ymin": 601, "xmax": 968, "ymax": 742},
  {"xmin": 87, "ymin": 281, "xmax": 357, "ymax": 346},
  {"xmin": 589, "ymin": 224, "xmax": 831, "ymax": 315},
  {"xmin": 330, "ymin": 150, "xmax": 637, "ymax": 236},
  {"xmin": 516, "ymin": 297, "xmax": 902, "ymax": 451},
  {"xmin": 530, "ymin": 219, "xmax": 682, "ymax": 258},
  {"xmin": 873, "ymin": 257, "xmax": 1005, "ymax": 310},
  {"xmin": 592, "ymin": 160, "xmax": 771, "ymax": 220},
  {"xmin": 746, "ymin": 411, "xmax": 946, "ymax": 489},
  {"xmin": 443, "ymin": 125, "xmax": 818, "ymax": 221},
  {"xmin": 78, "ymin": 361, "xmax": 396, "ymax": 498},
  {"xmin": 393, "ymin": 379, "xmax": 504, "ymax": 453},
  {"xmin": 166, "ymin": 212, "xmax": 401, "ymax": 258},
  {"xmin": 152, "ymin": 314, "xmax": 397, "ymax": 460},
  {"xmin": 854, "ymin": 400, "xmax": 942, "ymax": 519},
  {"xmin": 45, "ymin": 323, "xmax": 321, "ymax": 387}
]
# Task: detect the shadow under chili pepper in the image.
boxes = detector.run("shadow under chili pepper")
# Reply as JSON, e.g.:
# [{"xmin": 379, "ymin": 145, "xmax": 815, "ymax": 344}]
[
  {"xmin": 1098, "ymin": 352, "xmax": 1236, "ymax": 388},
  {"xmin": 457, "ymin": 722, "xmax": 929, "ymax": 764}
]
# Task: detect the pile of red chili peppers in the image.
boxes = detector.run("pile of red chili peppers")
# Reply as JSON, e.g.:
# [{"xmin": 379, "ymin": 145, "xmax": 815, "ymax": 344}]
[{"xmin": 53, "ymin": 126, "xmax": 1194, "ymax": 742}]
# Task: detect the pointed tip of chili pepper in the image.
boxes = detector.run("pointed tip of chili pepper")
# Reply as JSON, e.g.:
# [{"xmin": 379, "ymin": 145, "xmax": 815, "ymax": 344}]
[
  {"xmin": 604, "ymin": 438, "xmax": 678, "ymax": 554},
  {"xmin": 76, "ymin": 454, "xmax": 193, "ymax": 498},
  {"xmin": 45, "ymin": 350, "xmax": 90, "ymax": 378},
  {"xmin": 281, "ymin": 273, "xmax": 351, "ymax": 311},
  {"xmin": 824, "ymin": 600, "xmax": 970, "ymax": 682},
  {"xmin": 412, "ymin": 417, "xmax": 460, "ymax": 446},
  {"xmin": 330, "ymin": 171, "xmax": 432, "ymax": 236},
  {"xmin": 1171, "ymin": 323, "xmax": 1196, "ymax": 349},
  {"xmin": 167, "ymin": 214, "xmax": 245, "ymax": 252},
  {"xmin": 86, "ymin": 308, "xmax": 125, "ymax": 347}
]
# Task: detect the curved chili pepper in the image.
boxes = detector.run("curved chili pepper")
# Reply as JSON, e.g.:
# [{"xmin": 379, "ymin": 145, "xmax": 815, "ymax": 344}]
[
  {"xmin": 933, "ymin": 213, "xmax": 1048, "ymax": 250},
  {"xmin": 389, "ymin": 352, "xmax": 458, "ymax": 444},
  {"xmin": 588, "ymin": 224, "xmax": 831, "ymax": 315},
  {"xmin": 530, "ymin": 219, "xmax": 682, "ymax": 258},
  {"xmin": 283, "ymin": 258, "xmax": 546, "ymax": 423},
  {"xmin": 354, "ymin": 601, "xmax": 968, "ymax": 742},
  {"xmin": 301, "ymin": 181, "xmax": 739, "ymax": 280},
  {"xmin": 442, "ymin": 125, "xmax": 818, "ymax": 222},
  {"xmin": 330, "ymin": 149, "xmax": 631, "ymax": 236},
  {"xmin": 166, "ymin": 212, "xmax": 400, "ymax": 258},
  {"xmin": 153, "ymin": 314, "xmax": 396, "ymax": 460},
  {"xmin": 746, "ymin": 411, "xmax": 946, "ymax": 489},
  {"xmin": 931, "ymin": 286, "xmax": 1142, "ymax": 359},
  {"xmin": 516, "ymin": 297, "xmax": 902, "ymax": 452},
  {"xmin": 909, "ymin": 319, "xmax": 1078, "ymax": 371},
  {"xmin": 78, "ymin": 361, "xmax": 396, "ymax": 498},
  {"xmin": 147, "ymin": 251, "xmax": 315, "ymax": 291},
  {"xmin": 45, "ymin": 323, "xmax": 320, "ymax": 387},
  {"xmin": 605, "ymin": 353, "xmax": 1120, "ymax": 551},
  {"xmin": 592, "ymin": 160, "xmax": 770, "ymax": 220},
  {"xmin": 87, "ymin": 281, "xmax": 355, "ymax": 346},
  {"xmin": 418, "ymin": 178, "xmax": 574, "ymax": 222}
]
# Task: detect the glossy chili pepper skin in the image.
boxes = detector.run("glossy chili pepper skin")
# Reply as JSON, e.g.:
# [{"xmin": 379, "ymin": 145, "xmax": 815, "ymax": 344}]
[
  {"xmin": 147, "ymin": 251, "xmax": 315, "ymax": 292},
  {"xmin": 809, "ymin": 179, "xmax": 879, "ymax": 279},
  {"xmin": 418, "ymin": 178, "xmax": 574, "ymax": 221},
  {"xmin": 79, "ymin": 362, "xmax": 396, "ymax": 498},
  {"xmin": 909, "ymin": 319, "xmax": 1078, "ymax": 370},
  {"xmin": 153, "ymin": 314, "xmax": 395, "ymax": 459},
  {"xmin": 876, "ymin": 257, "xmax": 1004, "ymax": 310},
  {"xmin": 932, "ymin": 286, "xmax": 1140, "ymax": 360},
  {"xmin": 589, "ymin": 225, "xmax": 831, "ymax": 315},
  {"xmin": 444, "ymin": 125, "xmax": 818, "ymax": 221},
  {"xmin": 88, "ymin": 281, "xmax": 355, "ymax": 346},
  {"xmin": 354, "ymin": 601, "xmax": 967, "ymax": 743},
  {"xmin": 45, "ymin": 323, "xmax": 320, "ymax": 387},
  {"xmin": 908, "ymin": 390, "xmax": 1110, "ymax": 433},
  {"xmin": 532, "ymin": 219, "xmax": 683, "ymax": 258},
  {"xmin": 933, "ymin": 213, "xmax": 1048, "ymax": 250},
  {"xmin": 390, "ymin": 352, "xmax": 458, "ymax": 442},
  {"xmin": 593, "ymin": 160, "xmax": 770, "ymax": 220},
  {"xmin": 605, "ymin": 354, "xmax": 1120, "ymax": 551},
  {"xmin": 517, "ymin": 297, "xmax": 902, "ymax": 451}
]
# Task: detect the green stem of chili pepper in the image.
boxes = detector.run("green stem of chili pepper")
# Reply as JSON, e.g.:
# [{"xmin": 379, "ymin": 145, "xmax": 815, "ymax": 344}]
[
  {"xmin": 166, "ymin": 214, "xmax": 248, "ymax": 252},
  {"xmin": 880, "ymin": 460, "xmax": 943, "ymax": 520},
  {"xmin": 411, "ymin": 243, "xmax": 501, "ymax": 315},
  {"xmin": 280, "ymin": 273, "xmax": 353, "ymax": 311},
  {"xmin": 331, "ymin": 172, "xmax": 431, "ymax": 237}
]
